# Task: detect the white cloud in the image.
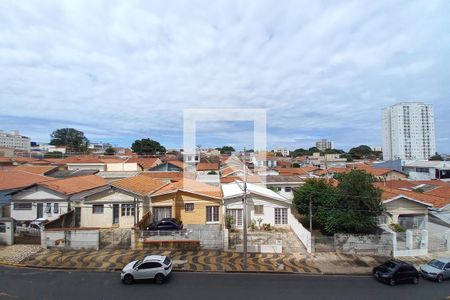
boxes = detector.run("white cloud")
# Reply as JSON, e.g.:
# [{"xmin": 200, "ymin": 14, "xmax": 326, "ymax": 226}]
[{"xmin": 0, "ymin": 0, "xmax": 449, "ymax": 151}]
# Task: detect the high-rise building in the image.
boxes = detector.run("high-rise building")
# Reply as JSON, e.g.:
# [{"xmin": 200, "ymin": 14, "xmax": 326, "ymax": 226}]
[
  {"xmin": 0, "ymin": 130, "xmax": 31, "ymax": 151},
  {"xmin": 382, "ymin": 102, "xmax": 436, "ymax": 160},
  {"xmin": 315, "ymin": 139, "xmax": 334, "ymax": 151}
]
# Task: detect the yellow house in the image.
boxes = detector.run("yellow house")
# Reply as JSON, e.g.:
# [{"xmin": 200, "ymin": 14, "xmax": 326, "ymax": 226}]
[{"xmin": 149, "ymin": 179, "xmax": 222, "ymax": 225}]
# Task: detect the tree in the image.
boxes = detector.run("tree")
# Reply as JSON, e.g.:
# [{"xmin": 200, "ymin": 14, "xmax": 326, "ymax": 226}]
[
  {"xmin": 49, "ymin": 128, "xmax": 89, "ymax": 153},
  {"xmin": 292, "ymin": 163, "xmax": 300, "ymax": 168},
  {"xmin": 44, "ymin": 151, "xmax": 63, "ymax": 158},
  {"xmin": 104, "ymin": 147, "xmax": 115, "ymax": 155},
  {"xmin": 216, "ymin": 146, "xmax": 235, "ymax": 154},
  {"xmin": 429, "ymin": 152, "xmax": 443, "ymax": 161},
  {"xmin": 348, "ymin": 145, "xmax": 373, "ymax": 159},
  {"xmin": 293, "ymin": 170, "xmax": 383, "ymax": 235},
  {"xmin": 131, "ymin": 139, "xmax": 166, "ymax": 154},
  {"xmin": 308, "ymin": 147, "xmax": 320, "ymax": 153},
  {"xmin": 292, "ymin": 148, "xmax": 309, "ymax": 157}
]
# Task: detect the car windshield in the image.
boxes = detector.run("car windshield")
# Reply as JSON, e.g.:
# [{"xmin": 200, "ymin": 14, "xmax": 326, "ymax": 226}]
[
  {"xmin": 133, "ymin": 261, "xmax": 141, "ymax": 268},
  {"xmin": 382, "ymin": 261, "xmax": 397, "ymax": 270},
  {"xmin": 163, "ymin": 257, "xmax": 171, "ymax": 265},
  {"xmin": 428, "ymin": 259, "xmax": 445, "ymax": 269}
]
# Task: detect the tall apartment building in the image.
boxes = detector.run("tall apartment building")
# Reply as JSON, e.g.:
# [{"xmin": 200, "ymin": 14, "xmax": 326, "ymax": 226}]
[
  {"xmin": 0, "ymin": 130, "xmax": 31, "ymax": 151},
  {"xmin": 382, "ymin": 102, "xmax": 436, "ymax": 160},
  {"xmin": 315, "ymin": 139, "xmax": 334, "ymax": 151}
]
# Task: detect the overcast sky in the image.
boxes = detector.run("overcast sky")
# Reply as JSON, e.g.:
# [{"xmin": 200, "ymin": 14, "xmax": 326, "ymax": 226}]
[{"xmin": 1, "ymin": 0, "xmax": 449, "ymax": 151}]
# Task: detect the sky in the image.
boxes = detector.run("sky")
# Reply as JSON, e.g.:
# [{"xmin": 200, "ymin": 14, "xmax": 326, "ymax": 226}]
[{"xmin": 1, "ymin": 0, "xmax": 449, "ymax": 152}]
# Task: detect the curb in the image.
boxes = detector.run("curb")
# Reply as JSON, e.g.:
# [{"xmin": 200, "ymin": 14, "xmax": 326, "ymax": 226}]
[{"xmin": 0, "ymin": 262, "xmax": 372, "ymax": 276}]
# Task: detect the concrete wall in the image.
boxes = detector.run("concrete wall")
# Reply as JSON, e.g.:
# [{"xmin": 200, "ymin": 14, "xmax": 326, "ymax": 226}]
[
  {"xmin": 0, "ymin": 218, "xmax": 14, "ymax": 245},
  {"xmin": 67, "ymin": 164, "xmax": 106, "ymax": 171},
  {"xmin": 106, "ymin": 163, "xmax": 139, "ymax": 172},
  {"xmin": 42, "ymin": 229, "xmax": 99, "ymax": 250},
  {"xmin": 334, "ymin": 233, "xmax": 393, "ymax": 256},
  {"xmin": 289, "ymin": 213, "xmax": 312, "ymax": 253}
]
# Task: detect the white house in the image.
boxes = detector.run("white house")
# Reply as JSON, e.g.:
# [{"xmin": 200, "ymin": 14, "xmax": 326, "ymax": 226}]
[
  {"xmin": 403, "ymin": 160, "xmax": 450, "ymax": 181},
  {"xmin": 10, "ymin": 175, "xmax": 108, "ymax": 225},
  {"xmin": 222, "ymin": 182, "xmax": 291, "ymax": 228}
]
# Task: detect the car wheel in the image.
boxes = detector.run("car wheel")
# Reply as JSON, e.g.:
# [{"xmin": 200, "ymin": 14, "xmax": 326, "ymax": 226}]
[
  {"xmin": 154, "ymin": 273, "xmax": 165, "ymax": 284},
  {"xmin": 122, "ymin": 274, "xmax": 134, "ymax": 285},
  {"xmin": 389, "ymin": 278, "xmax": 396, "ymax": 286},
  {"xmin": 437, "ymin": 275, "xmax": 443, "ymax": 283},
  {"xmin": 412, "ymin": 277, "xmax": 419, "ymax": 284}
]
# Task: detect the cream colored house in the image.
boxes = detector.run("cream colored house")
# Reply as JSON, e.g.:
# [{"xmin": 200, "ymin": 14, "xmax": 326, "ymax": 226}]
[{"xmin": 79, "ymin": 175, "xmax": 168, "ymax": 228}]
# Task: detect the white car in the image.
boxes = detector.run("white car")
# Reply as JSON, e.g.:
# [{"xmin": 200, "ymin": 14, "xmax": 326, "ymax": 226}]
[{"xmin": 121, "ymin": 255, "xmax": 172, "ymax": 284}]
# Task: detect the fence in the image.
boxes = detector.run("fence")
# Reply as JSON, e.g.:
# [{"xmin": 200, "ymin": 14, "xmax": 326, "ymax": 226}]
[{"xmin": 392, "ymin": 230, "xmax": 428, "ymax": 257}]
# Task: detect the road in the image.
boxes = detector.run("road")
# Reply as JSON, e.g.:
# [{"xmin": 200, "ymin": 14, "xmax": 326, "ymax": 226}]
[{"xmin": 0, "ymin": 266, "xmax": 449, "ymax": 300}]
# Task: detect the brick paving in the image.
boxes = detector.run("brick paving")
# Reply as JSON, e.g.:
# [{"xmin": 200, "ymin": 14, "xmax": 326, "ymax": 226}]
[{"xmin": 20, "ymin": 249, "xmax": 320, "ymax": 273}]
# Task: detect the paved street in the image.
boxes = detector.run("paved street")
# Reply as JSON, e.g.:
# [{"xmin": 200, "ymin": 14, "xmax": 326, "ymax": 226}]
[{"xmin": 0, "ymin": 266, "xmax": 449, "ymax": 300}]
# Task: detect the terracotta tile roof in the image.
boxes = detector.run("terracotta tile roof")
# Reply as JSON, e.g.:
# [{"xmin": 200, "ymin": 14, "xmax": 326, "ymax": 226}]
[
  {"xmin": 28, "ymin": 159, "xmax": 54, "ymax": 165},
  {"xmin": 277, "ymin": 166, "xmax": 319, "ymax": 176},
  {"xmin": 111, "ymin": 175, "xmax": 168, "ymax": 196},
  {"xmin": 378, "ymin": 185, "xmax": 450, "ymax": 208},
  {"xmin": 220, "ymin": 175, "xmax": 262, "ymax": 184},
  {"xmin": 152, "ymin": 178, "xmax": 222, "ymax": 199},
  {"xmin": 140, "ymin": 171, "xmax": 193, "ymax": 181},
  {"xmin": 0, "ymin": 157, "xmax": 13, "ymax": 163},
  {"xmin": 167, "ymin": 160, "xmax": 186, "ymax": 169},
  {"xmin": 377, "ymin": 180, "xmax": 450, "ymax": 200},
  {"xmin": 126, "ymin": 157, "xmax": 161, "ymax": 169},
  {"xmin": 196, "ymin": 163, "xmax": 219, "ymax": 171},
  {"xmin": 0, "ymin": 170, "xmax": 54, "ymax": 190},
  {"xmin": 15, "ymin": 166, "xmax": 58, "ymax": 175},
  {"xmin": 40, "ymin": 175, "xmax": 108, "ymax": 195},
  {"xmin": 13, "ymin": 157, "xmax": 35, "ymax": 164},
  {"xmin": 313, "ymin": 167, "xmax": 351, "ymax": 176},
  {"xmin": 100, "ymin": 157, "xmax": 126, "ymax": 163},
  {"xmin": 56, "ymin": 156, "xmax": 104, "ymax": 165}
]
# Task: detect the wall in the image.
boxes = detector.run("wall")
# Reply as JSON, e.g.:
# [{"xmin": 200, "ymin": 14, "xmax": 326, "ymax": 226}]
[
  {"xmin": 11, "ymin": 187, "xmax": 69, "ymax": 222},
  {"xmin": 225, "ymin": 195, "xmax": 291, "ymax": 227},
  {"xmin": 0, "ymin": 218, "xmax": 14, "ymax": 245},
  {"xmin": 288, "ymin": 213, "xmax": 312, "ymax": 253},
  {"xmin": 334, "ymin": 233, "xmax": 393, "ymax": 256},
  {"xmin": 151, "ymin": 192, "xmax": 222, "ymax": 225},
  {"xmin": 81, "ymin": 190, "xmax": 144, "ymax": 228},
  {"xmin": 67, "ymin": 164, "xmax": 106, "ymax": 171},
  {"xmin": 42, "ymin": 229, "xmax": 99, "ymax": 250},
  {"xmin": 383, "ymin": 197, "xmax": 429, "ymax": 224},
  {"xmin": 106, "ymin": 163, "xmax": 139, "ymax": 172}
]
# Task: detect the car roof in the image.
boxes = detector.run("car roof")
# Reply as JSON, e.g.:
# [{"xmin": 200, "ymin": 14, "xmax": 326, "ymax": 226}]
[{"xmin": 143, "ymin": 255, "xmax": 166, "ymax": 262}]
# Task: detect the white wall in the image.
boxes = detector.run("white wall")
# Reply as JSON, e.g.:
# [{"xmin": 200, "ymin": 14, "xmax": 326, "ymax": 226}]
[
  {"xmin": 11, "ymin": 187, "xmax": 69, "ymax": 222},
  {"xmin": 42, "ymin": 229, "xmax": 99, "ymax": 250},
  {"xmin": 225, "ymin": 195, "xmax": 291, "ymax": 227},
  {"xmin": 106, "ymin": 163, "xmax": 139, "ymax": 171},
  {"xmin": 67, "ymin": 164, "xmax": 106, "ymax": 171}
]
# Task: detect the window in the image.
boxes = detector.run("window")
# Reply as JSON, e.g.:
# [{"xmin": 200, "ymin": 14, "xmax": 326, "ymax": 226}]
[
  {"xmin": 284, "ymin": 187, "xmax": 292, "ymax": 192},
  {"xmin": 185, "ymin": 203, "xmax": 194, "ymax": 212},
  {"xmin": 92, "ymin": 204, "xmax": 104, "ymax": 214},
  {"xmin": 0, "ymin": 223, "xmax": 5, "ymax": 233},
  {"xmin": 45, "ymin": 203, "xmax": 51, "ymax": 214},
  {"xmin": 53, "ymin": 203, "xmax": 59, "ymax": 214},
  {"xmin": 275, "ymin": 208, "xmax": 288, "ymax": 225},
  {"xmin": 13, "ymin": 203, "xmax": 32, "ymax": 210},
  {"xmin": 227, "ymin": 209, "xmax": 243, "ymax": 226},
  {"xmin": 121, "ymin": 204, "xmax": 135, "ymax": 216},
  {"xmin": 254, "ymin": 205, "xmax": 264, "ymax": 215},
  {"xmin": 206, "ymin": 206, "xmax": 219, "ymax": 223}
]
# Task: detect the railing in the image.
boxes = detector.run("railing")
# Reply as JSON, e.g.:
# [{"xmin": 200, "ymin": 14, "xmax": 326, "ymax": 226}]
[
  {"xmin": 15, "ymin": 226, "xmax": 41, "ymax": 236},
  {"xmin": 141, "ymin": 229, "xmax": 188, "ymax": 238}
]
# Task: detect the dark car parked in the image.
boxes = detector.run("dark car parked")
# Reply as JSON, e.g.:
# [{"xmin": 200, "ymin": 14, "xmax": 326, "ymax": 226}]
[
  {"xmin": 146, "ymin": 218, "xmax": 183, "ymax": 231},
  {"xmin": 373, "ymin": 259, "xmax": 419, "ymax": 286}
]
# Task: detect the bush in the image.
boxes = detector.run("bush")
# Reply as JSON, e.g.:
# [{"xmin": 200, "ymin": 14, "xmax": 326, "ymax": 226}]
[
  {"xmin": 262, "ymin": 223, "xmax": 272, "ymax": 231},
  {"xmin": 389, "ymin": 223, "xmax": 406, "ymax": 232},
  {"xmin": 225, "ymin": 215, "xmax": 234, "ymax": 229}
]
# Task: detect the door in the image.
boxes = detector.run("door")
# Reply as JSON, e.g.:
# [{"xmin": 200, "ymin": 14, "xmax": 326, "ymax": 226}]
[
  {"xmin": 444, "ymin": 263, "xmax": 450, "ymax": 279},
  {"xmin": 135, "ymin": 262, "xmax": 162, "ymax": 279},
  {"xmin": 36, "ymin": 203, "xmax": 43, "ymax": 219},
  {"xmin": 113, "ymin": 204, "xmax": 119, "ymax": 224},
  {"xmin": 152, "ymin": 207, "xmax": 172, "ymax": 222}
]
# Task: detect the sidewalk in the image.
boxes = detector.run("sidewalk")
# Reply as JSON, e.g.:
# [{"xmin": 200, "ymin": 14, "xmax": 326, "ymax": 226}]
[{"xmin": 2, "ymin": 246, "xmax": 449, "ymax": 275}]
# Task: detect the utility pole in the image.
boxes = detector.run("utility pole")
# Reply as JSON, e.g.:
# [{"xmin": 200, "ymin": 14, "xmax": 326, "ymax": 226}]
[
  {"xmin": 242, "ymin": 147, "xmax": 248, "ymax": 271},
  {"xmin": 309, "ymin": 195, "xmax": 312, "ymax": 233}
]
